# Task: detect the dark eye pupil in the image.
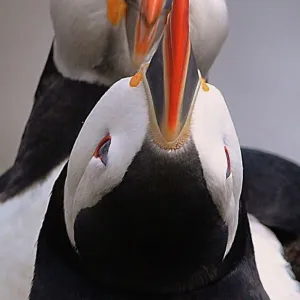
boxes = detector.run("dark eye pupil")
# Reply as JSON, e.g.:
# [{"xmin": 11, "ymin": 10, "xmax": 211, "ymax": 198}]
[
  {"xmin": 99, "ymin": 140, "xmax": 111, "ymax": 156},
  {"xmin": 98, "ymin": 139, "xmax": 111, "ymax": 165}
]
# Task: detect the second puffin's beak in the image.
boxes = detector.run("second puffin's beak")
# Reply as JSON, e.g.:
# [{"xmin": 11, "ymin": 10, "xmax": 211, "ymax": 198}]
[{"xmin": 125, "ymin": 0, "xmax": 173, "ymax": 68}]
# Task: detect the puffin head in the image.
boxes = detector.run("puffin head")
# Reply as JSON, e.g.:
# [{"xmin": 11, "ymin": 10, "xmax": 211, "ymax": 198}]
[
  {"xmin": 50, "ymin": 0, "xmax": 173, "ymax": 85},
  {"xmin": 63, "ymin": 0, "xmax": 242, "ymax": 293}
]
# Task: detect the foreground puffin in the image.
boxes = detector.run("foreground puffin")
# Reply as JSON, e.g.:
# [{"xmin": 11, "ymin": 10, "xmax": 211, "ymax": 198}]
[
  {"xmin": 0, "ymin": 0, "xmax": 229, "ymax": 202},
  {"xmin": 29, "ymin": 1, "xmax": 299, "ymax": 299},
  {"xmin": 0, "ymin": 1, "xmax": 230, "ymax": 299}
]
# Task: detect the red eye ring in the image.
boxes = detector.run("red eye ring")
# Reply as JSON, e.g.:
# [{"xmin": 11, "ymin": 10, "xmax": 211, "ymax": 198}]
[
  {"xmin": 224, "ymin": 146, "xmax": 231, "ymax": 178},
  {"xmin": 94, "ymin": 134, "xmax": 111, "ymax": 159}
]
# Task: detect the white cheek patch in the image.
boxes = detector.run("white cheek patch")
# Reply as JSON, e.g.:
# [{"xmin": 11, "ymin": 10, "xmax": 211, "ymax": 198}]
[
  {"xmin": 64, "ymin": 78, "xmax": 148, "ymax": 246},
  {"xmin": 191, "ymin": 84, "xmax": 242, "ymax": 257}
]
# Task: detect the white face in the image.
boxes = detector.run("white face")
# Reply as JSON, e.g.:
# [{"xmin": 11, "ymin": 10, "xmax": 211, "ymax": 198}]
[
  {"xmin": 191, "ymin": 84, "xmax": 243, "ymax": 256},
  {"xmin": 64, "ymin": 77, "xmax": 242, "ymax": 257}
]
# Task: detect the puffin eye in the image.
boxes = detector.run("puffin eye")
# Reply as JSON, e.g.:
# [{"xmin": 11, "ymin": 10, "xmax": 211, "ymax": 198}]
[
  {"xmin": 94, "ymin": 134, "xmax": 111, "ymax": 166},
  {"xmin": 224, "ymin": 146, "xmax": 231, "ymax": 178}
]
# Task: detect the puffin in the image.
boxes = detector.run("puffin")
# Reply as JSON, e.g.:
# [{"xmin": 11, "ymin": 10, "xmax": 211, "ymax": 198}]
[
  {"xmin": 29, "ymin": 1, "xmax": 299, "ymax": 299},
  {"xmin": 0, "ymin": 1, "xmax": 231, "ymax": 299}
]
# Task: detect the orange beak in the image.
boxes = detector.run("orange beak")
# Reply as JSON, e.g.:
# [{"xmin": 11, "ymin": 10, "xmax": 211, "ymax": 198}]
[
  {"xmin": 142, "ymin": 0, "xmax": 165, "ymax": 25},
  {"xmin": 126, "ymin": 0, "xmax": 173, "ymax": 68},
  {"xmin": 144, "ymin": 0, "xmax": 200, "ymax": 149},
  {"xmin": 133, "ymin": 0, "xmax": 164, "ymax": 66}
]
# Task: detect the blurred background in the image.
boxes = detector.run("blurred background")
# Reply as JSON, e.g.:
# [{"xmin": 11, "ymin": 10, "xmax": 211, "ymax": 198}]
[{"xmin": 0, "ymin": 0, "xmax": 299, "ymax": 173}]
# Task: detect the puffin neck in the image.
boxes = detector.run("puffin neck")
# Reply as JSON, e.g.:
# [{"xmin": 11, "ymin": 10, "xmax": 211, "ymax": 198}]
[{"xmin": 52, "ymin": 18, "xmax": 133, "ymax": 87}]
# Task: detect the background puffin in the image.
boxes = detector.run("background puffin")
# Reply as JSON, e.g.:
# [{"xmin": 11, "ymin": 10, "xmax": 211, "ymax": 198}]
[
  {"xmin": 30, "ymin": 1, "xmax": 299, "ymax": 299},
  {"xmin": 0, "ymin": 1, "xmax": 172, "ymax": 299}
]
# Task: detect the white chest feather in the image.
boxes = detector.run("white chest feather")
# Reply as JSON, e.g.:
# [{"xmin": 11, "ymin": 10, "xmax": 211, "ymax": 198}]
[
  {"xmin": 0, "ymin": 162, "xmax": 65, "ymax": 300},
  {"xmin": 249, "ymin": 215, "xmax": 300, "ymax": 299}
]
